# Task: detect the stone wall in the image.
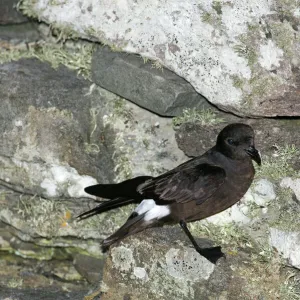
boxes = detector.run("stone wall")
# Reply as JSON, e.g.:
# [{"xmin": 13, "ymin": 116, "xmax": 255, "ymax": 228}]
[{"xmin": 1, "ymin": 1, "xmax": 300, "ymax": 299}]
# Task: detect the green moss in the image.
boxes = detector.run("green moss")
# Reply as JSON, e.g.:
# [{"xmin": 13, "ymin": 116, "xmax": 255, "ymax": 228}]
[
  {"xmin": 151, "ymin": 60, "xmax": 164, "ymax": 71},
  {"xmin": 143, "ymin": 139, "xmax": 150, "ymax": 149},
  {"xmin": 49, "ymin": 0, "xmax": 67, "ymax": 5},
  {"xmin": 7, "ymin": 278, "xmax": 23, "ymax": 288},
  {"xmin": 172, "ymin": 108, "xmax": 224, "ymax": 127},
  {"xmin": 231, "ymin": 75, "xmax": 245, "ymax": 89},
  {"xmin": 212, "ymin": 1, "xmax": 222, "ymax": 15},
  {"xmin": 271, "ymin": 22, "xmax": 295, "ymax": 57},
  {"xmin": 256, "ymin": 144, "xmax": 299, "ymax": 181},
  {"xmin": 112, "ymin": 99, "xmax": 133, "ymax": 121},
  {"xmin": 190, "ymin": 222, "xmax": 253, "ymax": 251},
  {"xmin": 16, "ymin": 195, "xmax": 67, "ymax": 237},
  {"xmin": 201, "ymin": 12, "xmax": 213, "ymax": 23},
  {"xmin": 17, "ymin": 0, "xmax": 40, "ymax": 20},
  {"xmin": 49, "ymin": 23, "xmax": 79, "ymax": 42},
  {"xmin": 114, "ymin": 155, "xmax": 133, "ymax": 180},
  {"xmin": 15, "ymin": 247, "xmax": 54, "ymax": 260},
  {"xmin": 280, "ymin": 270, "xmax": 300, "ymax": 300},
  {"xmin": 0, "ymin": 42, "xmax": 94, "ymax": 80},
  {"xmin": 233, "ymin": 43, "xmax": 257, "ymax": 67},
  {"xmin": 85, "ymin": 26, "xmax": 98, "ymax": 38},
  {"xmin": 244, "ymin": 75, "xmax": 282, "ymax": 107},
  {"xmin": 268, "ymin": 187, "xmax": 300, "ymax": 231}
]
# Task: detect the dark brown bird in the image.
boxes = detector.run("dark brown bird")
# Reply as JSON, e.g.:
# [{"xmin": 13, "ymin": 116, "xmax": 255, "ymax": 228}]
[{"xmin": 77, "ymin": 123, "xmax": 261, "ymax": 263}]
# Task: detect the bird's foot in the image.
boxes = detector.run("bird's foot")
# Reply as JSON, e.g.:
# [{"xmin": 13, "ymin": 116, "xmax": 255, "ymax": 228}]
[{"xmin": 196, "ymin": 246, "xmax": 225, "ymax": 264}]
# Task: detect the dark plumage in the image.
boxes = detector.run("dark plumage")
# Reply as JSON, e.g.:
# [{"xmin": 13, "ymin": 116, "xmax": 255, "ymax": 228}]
[{"xmin": 77, "ymin": 123, "xmax": 261, "ymax": 263}]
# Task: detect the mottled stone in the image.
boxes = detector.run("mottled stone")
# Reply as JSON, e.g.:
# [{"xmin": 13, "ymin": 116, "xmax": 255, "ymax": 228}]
[
  {"xmin": 20, "ymin": 0, "xmax": 300, "ymax": 116},
  {"xmin": 98, "ymin": 226, "xmax": 291, "ymax": 299},
  {"xmin": 281, "ymin": 178, "xmax": 300, "ymax": 201},
  {"xmin": 270, "ymin": 228, "xmax": 300, "ymax": 269},
  {"xmin": 73, "ymin": 253, "xmax": 105, "ymax": 283}
]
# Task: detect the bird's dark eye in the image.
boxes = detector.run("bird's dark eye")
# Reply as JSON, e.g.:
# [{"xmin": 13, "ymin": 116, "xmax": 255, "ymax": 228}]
[{"xmin": 227, "ymin": 138, "xmax": 234, "ymax": 145}]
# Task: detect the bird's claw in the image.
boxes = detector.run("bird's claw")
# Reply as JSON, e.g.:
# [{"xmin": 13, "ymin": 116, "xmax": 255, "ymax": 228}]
[{"xmin": 197, "ymin": 246, "xmax": 226, "ymax": 264}]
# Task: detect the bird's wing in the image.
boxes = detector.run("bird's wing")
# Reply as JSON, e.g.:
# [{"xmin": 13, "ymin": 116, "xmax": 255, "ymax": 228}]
[{"xmin": 138, "ymin": 163, "xmax": 226, "ymax": 205}]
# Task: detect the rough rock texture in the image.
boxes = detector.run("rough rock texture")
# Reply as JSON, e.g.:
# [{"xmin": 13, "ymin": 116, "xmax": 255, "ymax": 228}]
[
  {"xmin": 74, "ymin": 253, "xmax": 105, "ymax": 283},
  {"xmin": 0, "ymin": 288, "xmax": 89, "ymax": 300},
  {"xmin": 20, "ymin": 0, "xmax": 300, "ymax": 117},
  {"xmin": 92, "ymin": 46, "xmax": 213, "ymax": 116},
  {"xmin": 0, "ymin": 58, "xmax": 115, "ymax": 191},
  {"xmin": 0, "ymin": 23, "xmax": 40, "ymax": 42},
  {"xmin": 2, "ymin": 20, "xmax": 300, "ymax": 298},
  {"xmin": 270, "ymin": 228, "xmax": 300, "ymax": 269},
  {"xmin": 0, "ymin": 0, "xmax": 28, "ymax": 24},
  {"xmin": 98, "ymin": 226, "xmax": 293, "ymax": 300},
  {"xmin": 0, "ymin": 250, "xmax": 89, "ymax": 300},
  {"xmin": 0, "ymin": 58, "xmax": 186, "ymax": 290}
]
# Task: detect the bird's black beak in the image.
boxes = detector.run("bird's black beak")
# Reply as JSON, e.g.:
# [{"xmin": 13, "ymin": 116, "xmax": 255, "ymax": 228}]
[{"xmin": 245, "ymin": 146, "xmax": 261, "ymax": 165}]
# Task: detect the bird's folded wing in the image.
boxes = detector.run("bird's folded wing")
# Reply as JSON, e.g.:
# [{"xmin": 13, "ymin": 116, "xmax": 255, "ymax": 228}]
[{"xmin": 138, "ymin": 163, "xmax": 226, "ymax": 205}]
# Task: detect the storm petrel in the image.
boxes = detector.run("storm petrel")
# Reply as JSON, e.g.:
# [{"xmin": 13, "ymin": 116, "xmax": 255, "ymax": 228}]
[{"xmin": 77, "ymin": 123, "xmax": 261, "ymax": 263}]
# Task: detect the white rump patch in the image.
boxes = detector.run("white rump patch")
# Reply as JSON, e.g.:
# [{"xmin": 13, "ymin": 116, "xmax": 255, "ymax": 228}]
[
  {"xmin": 134, "ymin": 199, "xmax": 156, "ymax": 215},
  {"xmin": 134, "ymin": 199, "xmax": 170, "ymax": 222}
]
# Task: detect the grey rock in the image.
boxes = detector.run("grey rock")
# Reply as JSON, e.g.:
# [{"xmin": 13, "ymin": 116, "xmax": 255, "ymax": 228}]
[
  {"xmin": 98, "ymin": 226, "xmax": 288, "ymax": 300},
  {"xmin": 0, "ymin": 58, "xmax": 116, "ymax": 192},
  {"xmin": 0, "ymin": 0, "xmax": 28, "ymax": 24},
  {"xmin": 0, "ymin": 58, "xmax": 187, "ymax": 259},
  {"xmin": 91, "ymin": 46, "xmax": 213, "ymax": 117},
  {"xmin": 281, "ymin": 178, "xmax": 300, "ymax": 201},
  {"xmin": 0, "ymin": 249, "xmax": 88, "ymax": 299},
  {"xmin": 0, "ymin": 288, "xmax": 88, "ymax": 300},
  {"xmin": 22, "ymin": 0, "xmax": 300, "ymax": 117},
  {"xmin": 252, "ymin": 179, "xmax": 276, "ymax": 207},
  {"xmin": 270, "ymin": 228, "xmax": 300, "ymax": 269},
  {"xmin": 74, "ymin": 253, "xmax": 105, "ymax": 283},
  {"xmin": 0, "ymin": 23, "xmax": 40, "ymax": 42}
]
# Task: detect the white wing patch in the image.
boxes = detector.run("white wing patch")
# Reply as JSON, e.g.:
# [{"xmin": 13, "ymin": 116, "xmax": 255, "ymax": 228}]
[
  {"xmin": 135, "ymin": 199, "xmax": 170, "ymax": 222},
  {"xmin": 134, "ymin": 199, "xmax": 156, "ymax": 214}
]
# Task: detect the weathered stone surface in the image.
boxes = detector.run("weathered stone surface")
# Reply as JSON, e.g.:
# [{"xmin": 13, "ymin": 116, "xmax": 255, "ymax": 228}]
[
  {"xmin": 0, "ymin": 58, "xmax": 186, "ymax": 198},
  {"xmin": 0, "ymin": 287, "xmax": 89, "ymax": 300},
  {"xmin": 92, "ymin": 46, "xmax": 212, "ymax": 116},
  {"xmin": 98, "ymin": 226, "xmax": 291, "ymax": 300},
  {"xmin": 281, "ymin": 177, "xmax": 300, "ymax": 201},
  {"xmin": 1, "ymin": 49, "xmax": 300, "ymax": 298},
  {"xmin": 0, "ymin": 0, "xmax": 28, "ymax": 24},
  {"xmin": 0, "ymin": 23, "xmax": 40, "ymax": 42},
  {"xmin": 270, "ymin": 228, "xmax": 300, "ymax": 269},
  {"xmin": 20, "ymin": 0, "xmax": 300, "ymax": 117},
  {"xmin": 0, "ymin": 251, "xmax": 88, "ymax": 300},
  {"xmin": 0, "ymin": 58, "xmax": 187, "ymax": 292},
  {"xmin": 0, "ymin": 58, "xmax": 114, "ymax": 199},
  {"xmin": 74, "ymin": 253, "xmax": 105, "ymax": 283}
]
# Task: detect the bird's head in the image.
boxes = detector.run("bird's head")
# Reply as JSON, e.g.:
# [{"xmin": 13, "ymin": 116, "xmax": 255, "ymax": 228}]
[{"xmin": 216, "ymin": 123, "xmax": 261, "ymax": 165}]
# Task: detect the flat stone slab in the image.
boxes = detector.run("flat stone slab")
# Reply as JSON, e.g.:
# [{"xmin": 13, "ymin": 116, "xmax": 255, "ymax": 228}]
[{"xmin": 92, "ymin": 46, "xmax": 212, "ymax": 116}]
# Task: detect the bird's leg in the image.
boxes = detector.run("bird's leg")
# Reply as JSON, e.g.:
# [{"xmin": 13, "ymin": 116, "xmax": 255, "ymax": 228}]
[{"xmin": 179, "ymin": 220, "xmax": 225, "ymax": 264}]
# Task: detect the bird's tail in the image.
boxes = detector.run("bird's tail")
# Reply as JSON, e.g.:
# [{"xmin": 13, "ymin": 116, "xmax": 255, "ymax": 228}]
[
  {"xmin": 77, "ymin": 175, "xmax": 153, "ymax": 220},
  {"xmin": 84, "ymin": 176, "xmax": 152, "ymax": 199},
  {"xmin": 102, "ymin": 212, "xmax": 151, "ymax": 249},
  {"xmin": 76, "ymin": 197, "xmax": 135, "ymax": 220}
]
